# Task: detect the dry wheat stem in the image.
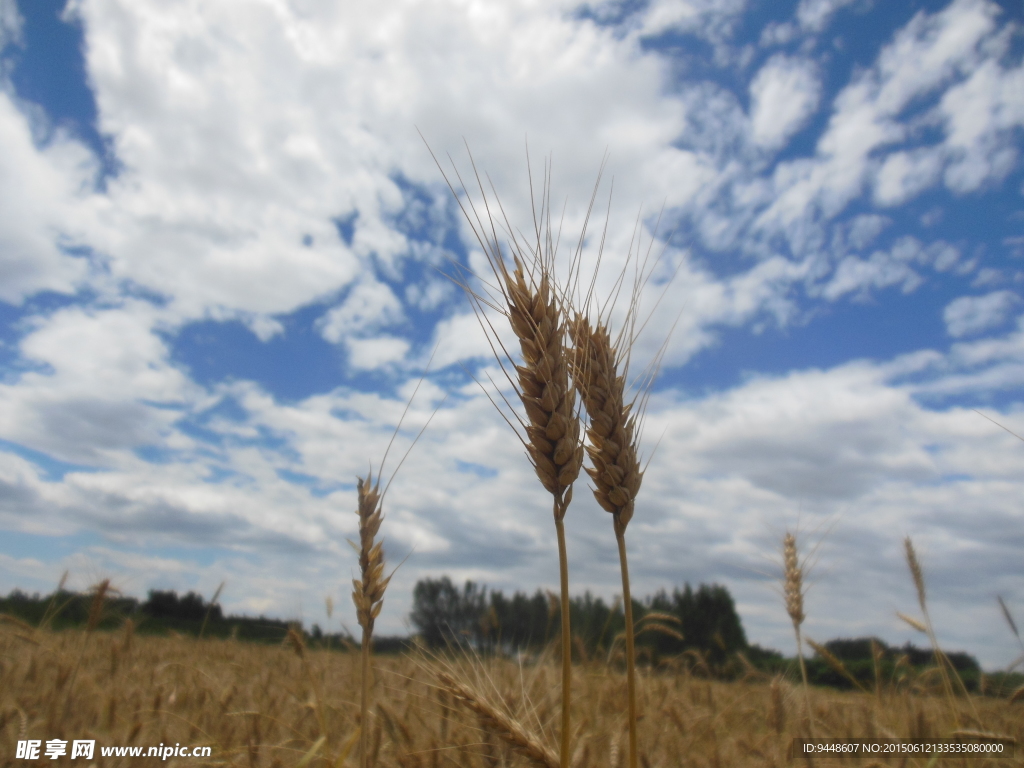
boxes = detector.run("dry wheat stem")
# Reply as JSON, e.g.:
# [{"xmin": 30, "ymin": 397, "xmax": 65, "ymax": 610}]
[
  {"xmin": 783, "ymin": 532, "xmax": 813, "ymax": 737},
  {"xmin": 427, "ymin": 145, "xmax": 585, "ymax": 768},
  {"xmin": 570, "ymin": 316, "xmax": 643, "ymax": 768},
  {"xmin": 437, "ymin": 671, "xmax": 560, "ymax": 768},
  {"xmin": 501, "ymin": 259, "xmax": 582, "ymax": 768},
  {"xmin": 902, "ymin": 536, "xmax": 975, "ymax": 726},
  {"xmin": 615, "ymin": 525, "xmax": 639, "ymax": 768}
]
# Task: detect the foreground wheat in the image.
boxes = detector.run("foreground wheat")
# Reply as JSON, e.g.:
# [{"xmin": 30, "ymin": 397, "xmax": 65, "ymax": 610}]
[
  {"xmin": 570, "ymin": 316, "xmax": 644, "ymax": 768},
  {"xmin": 438, "ymin": 671, "xmax": 560, "ymax": 768},
  {"xmin": 495, "ymin": 258, "xmax": 583, "ymax": 768},
  {"xmin": 428, "ymin": 145, "xmax": 585, "ymax": 768},
  {"xmin": 782, "ymin": 531, "xmax": 817, "ymax": 738},
  {"xmin": 352, "ymin": 473, "xmax": 390, "ymax": 768}
]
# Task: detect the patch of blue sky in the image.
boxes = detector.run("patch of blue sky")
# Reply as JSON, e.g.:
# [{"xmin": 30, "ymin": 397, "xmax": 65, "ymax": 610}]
[
  {"xmin": 0, "ymin": 529, "xmax": 232, "ymax": 572},
  {"xmin": 168, "ymin": 181, "xmax": 469, "ymax": 401},
  {"xmin": 203, "ymin": 465, "xmax": 241, "ymax": 485},
  {"xmin": 665, "ymin": 272, "xmax": 1018, "ymax": 391},
  {"xmin": 168, "ymin": 308, "xmax": 346, "ymax": 402},
  {"xmin": 275, "ymin": 468, "xmax": 354, "ymax": 497},
  {"xmin": 133, "ymin": 445, "xmax": 177, "ymax": 465},
  {"xmin": 0, "ymin": 528, "xmax": 103, "ymax": 566},
  {"xmin": 174, "ymin": 414, "xmax": 299, "ymax": 462},
  {"xmin": 5, "ymin": 0, "xmax": 118, "ymax": 181},
  {"xmin": 454, "ymin": 460, "xmax": 499, "ymax": 479},
  {"xmin": 333, "ymin": 212, "xmax": 359, "ymax": 246},
  {"xmin": 0, "ymin": 439, "xmax": 99, "ymax": 480}
]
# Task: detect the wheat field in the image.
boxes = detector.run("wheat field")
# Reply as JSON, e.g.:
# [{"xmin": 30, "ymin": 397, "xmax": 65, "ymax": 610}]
[{"xmin": 0, "ymin": 618, "xmax": 1020, "ymax": 768}]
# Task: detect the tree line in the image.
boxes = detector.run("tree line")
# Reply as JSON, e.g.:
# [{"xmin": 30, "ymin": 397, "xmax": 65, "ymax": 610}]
[
  {"xmin": 408, "ymin": 576, "xmax": 749, "ymax": 666},
  {"xmin": 2, "ymin": 582, "xmax": 1003, "ymax": 693},
  {"xmin": 0, "ymin": 587, "xmax": 293, "ymax": 643}
]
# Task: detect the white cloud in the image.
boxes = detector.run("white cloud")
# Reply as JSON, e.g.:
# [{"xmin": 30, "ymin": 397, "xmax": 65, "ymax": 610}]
[
  {"xmin": 757, "ymin": 0, "xmax": 1006, "ymax": 241},
  {"xmin": 347, "ymin": 335, "xmax": 410, "ymax": 370},
  {"xmin": 943, "ymin": 290, "xmax": 1020, "ymax": 337},
  {"xmin": 0, "ymin": 0, "xmax": 22, "ymax": 50},
  {"xmin": 635, "ymin": 0, "xmax": 746, "ymax": 41},
  {"xmin": 318, "ymin": 277, "xmax": 404, "ymax": 344},
  {"xmin": 759, "ymin": 21, "xmax": 797, "ymax": 48},
  {"xmin": 0, "ymin": 93, "xmax": 95, "ymax": 303},
  {"xmin": 874, "ymin": 148, "xmax": 944, "ymax": 206},
  {"xmin": 796, "ymin": 0, "xmax": 859, "ymax": 32},
  {"xmin": 749, "ymin": 55, "xmax": 821, "ymax": 150},
  {"xmin": 0, "ymin": 302, "xmax": 194, "ymax": 464},
  {"xmin": 846, "ymin": 214, "xmax": 890, "ymax": 250},
  {"xmin": 940, "ymin": 58, "xmax": 1024, "ymax": 193},
  {"xmin": 819, "ymin": 236, "xmax": 959, "ymax": 301}
]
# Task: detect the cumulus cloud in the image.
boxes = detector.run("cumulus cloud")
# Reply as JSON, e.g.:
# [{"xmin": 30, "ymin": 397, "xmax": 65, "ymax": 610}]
[
  {"xmin": 749, "ymin": 55, "xmax": 821, "ymax": 151},
  {"xmin": 0, "ymin": 0, "xmax": 22, "ymax": 51},
  {"xmin": 874, "ymin": 148, "xmax": 945, "ymax": 206},
  {"xmin": 943, "ymin": 290, "xmax": 1020, "ymax": 337},
  {"xmin": 757, "ymin": 0, "xmax": 1010, "ymax": 243},
  {"xmin": 820, "ymin": 237, "xmax": 959, "ymax": 301},
  {"xmin": 346, "ymin": 335, "xmax": 410, "ymax": 370},
  {"xmin": 940, "ymin": 58, "xmax": 1024, "ymax": 192},
  {"xmin": 0, "ymin": 93, "xmax": 95, "ymax": 303},
  {"xmin": 317, "ymin": 277, "xmax": 405, "ymax": 344},
  {"xmin": 0, "ymin": 303, "xmax": 193, "ymax": 464},
  {"xmin": 796, "ymin": 0, "xmax": 860, "ymax": 32}
]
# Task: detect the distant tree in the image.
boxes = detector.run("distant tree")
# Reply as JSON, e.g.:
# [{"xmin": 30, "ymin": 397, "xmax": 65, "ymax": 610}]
[
  {"xmin": 410, "ymin": 576, "xmax": 749, "ymax": 663},
  {"xmin": 142, "ymin": 590, "xmax": 222, "ymax": 623},
  {"xmin": 409, "ymin": 577, "xmax": 487, "ymax": 648},
  {"xmin": 640, "ymin": 584, "xmax": 747, "ymax": 665}
]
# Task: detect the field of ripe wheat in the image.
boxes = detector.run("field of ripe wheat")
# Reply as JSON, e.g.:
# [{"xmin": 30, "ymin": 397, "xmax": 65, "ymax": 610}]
[{"xmin": 0, "ymin": 618, "xmax": 1021, "ymax": 768}]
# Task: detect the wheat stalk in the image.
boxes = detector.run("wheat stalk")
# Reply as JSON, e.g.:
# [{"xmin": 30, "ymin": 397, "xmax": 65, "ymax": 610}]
[
  {"xmin": 352, "ymin": 473, "xmax": 390, "ymax": 768},
  {"xmin": 901, "ymin": 536, "xmax": 977, "ymax": 726},
  {"xmin": 425, "ymin": 144, "xmax": 587, "ymax": 768},
  {"xmin": 495, "ymin": 256, "xmax": 583, "ymax": 768},
  {"xmin": 569, "ymin": 316, "xmax": 644, "ymax": 768},
  {"xmin": 782, "ymin": 532, "xmax": 813, "ymax": 736},
  {"xmin": 437, "ymin": 671, "xmax": 559, "ymax": 768}
]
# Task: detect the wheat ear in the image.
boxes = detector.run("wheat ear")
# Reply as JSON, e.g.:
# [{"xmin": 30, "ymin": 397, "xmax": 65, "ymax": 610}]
[
  {"xmin": 783, "ymin": 532, "xmax": 813, "ymax": 736},
  {"xmin": 437, "ymin": 671, "xmax": 560, "ymax": 768},
  {"xmin": 426, "ymin": 144, "xmax": 585, "ymax": 768},
  {"xmin": 570, "ymin": 317, "xmax": 643, "ymax": 768},
  {"xmin": 503, "ymin": 259, "xmax": 584, "ymax": 768},
  {"xmin": 902, "ymin": 536, "xmax": 976, "ymax": 724},
  {"xmin": 352, "ymin": 473, "xmax": 390, "ymax": 768}
]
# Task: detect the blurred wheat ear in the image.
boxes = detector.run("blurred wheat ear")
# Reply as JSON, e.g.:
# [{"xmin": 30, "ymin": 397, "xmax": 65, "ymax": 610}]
[
  {"xmin": 347, "ymin": 351, "xmax": 444, "ymax": 768},
  {"xmin": 351, "ymin": 473, "xmax": 389, "ymax": 768},
  {"xmin": 782, "ymin": 531, "xmax": 813, "ymax": 735},
  {"xmin": 900, "ymin": 536, "xmax": 979, "ymax": 727}
]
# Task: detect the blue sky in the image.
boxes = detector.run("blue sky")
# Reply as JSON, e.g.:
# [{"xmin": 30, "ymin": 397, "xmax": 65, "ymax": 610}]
[{"xmin": 0, "ymin": 0, "xmax": 1022, "ymax": 667}]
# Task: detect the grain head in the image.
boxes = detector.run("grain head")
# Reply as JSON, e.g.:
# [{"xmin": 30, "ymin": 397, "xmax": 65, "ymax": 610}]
[
  {"xmin": 904, "ymin": 536, "xmax": 926, "ymax": 616},
  {"xmin": 504, "ymin": 259, "xmax": 585, "ymax": 519},
  {"xmin": 783, "ymin": 532, "xmax": 804, "ymax": 628},
  {"xmin": 352, "ymin": 472, "xmax": 390, "ymax": 636},
  {"xmin": 437, "ymin": 671, "xmax": 559, "ymax": 768},
  {"xmin": 569, "ymin": 316, "xmax": 643, "ymax": 534}
]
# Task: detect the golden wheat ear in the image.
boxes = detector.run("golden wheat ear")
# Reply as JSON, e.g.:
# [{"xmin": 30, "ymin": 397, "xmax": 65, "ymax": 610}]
[
  {"xmin": 781, "ymin": 531, "xmax": 814, "ymax": 737},
  {"xmin": 437, "ymin": 671, "xmax": 560, "ymax": 768},
  {"xmin": 423, "ymin": 141, "xmax": 592, "ymax": 768},
  {"xmin": 347, "ymin": 349, "xmax": 445, "ymax": 768},
  {"xmin": 568, "ymin": 314, "xmax": 645, "ymax": 768}
]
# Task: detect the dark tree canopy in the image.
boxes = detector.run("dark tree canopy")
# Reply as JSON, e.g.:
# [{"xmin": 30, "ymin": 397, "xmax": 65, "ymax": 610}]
[{"xmin": 408, "ymin": 576, "xmax": 749, "ymax": 665}]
